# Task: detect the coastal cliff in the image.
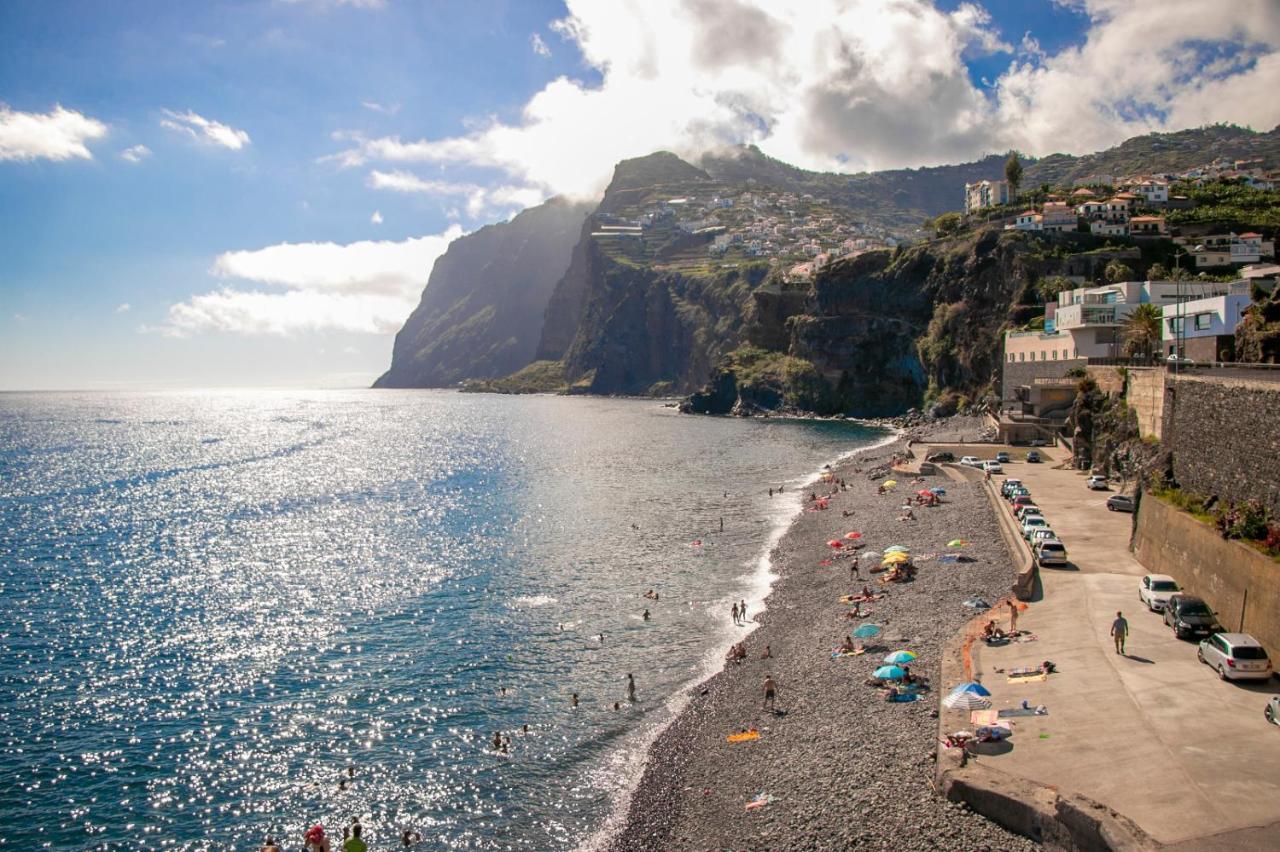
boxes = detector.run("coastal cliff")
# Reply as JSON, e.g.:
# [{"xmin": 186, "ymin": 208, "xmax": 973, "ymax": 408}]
[
  {"xmin": 374, "ymin": 198, "xmax": 590, "ymax": 388},
  {"xmin": 684, "ymin": 227, "xmax": 1052, "ymax": 416}
]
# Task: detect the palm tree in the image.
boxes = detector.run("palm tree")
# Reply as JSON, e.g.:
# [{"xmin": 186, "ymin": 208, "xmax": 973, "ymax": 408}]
[{"xmin": 1123, "ymin": 303, "xmax": 1163, "ymax": 360}]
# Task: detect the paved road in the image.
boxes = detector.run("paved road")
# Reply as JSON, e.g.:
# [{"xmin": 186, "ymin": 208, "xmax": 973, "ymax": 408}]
[{"xmin": 926, "ymin": 446, "xmax": 1280, "ymax": 849}]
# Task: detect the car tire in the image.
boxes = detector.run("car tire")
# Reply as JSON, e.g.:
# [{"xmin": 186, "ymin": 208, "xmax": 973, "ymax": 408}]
[
  {"xmin": 1218, "ymin": 665, "xmax": 1228, "ymax": 681},
  {"xmin": 1267, "ymin": 706, "xmax": 1275, "ymax": 723},
  {"xmin": 1196, "ymin": 649, "xmax": 1205, "ymax": 664},
  {"xmin": 1107, "ymin": 505, "xmax": 1115, "ymax": 511}
]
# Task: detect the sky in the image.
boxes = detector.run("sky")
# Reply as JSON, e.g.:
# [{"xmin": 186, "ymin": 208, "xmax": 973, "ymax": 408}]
[{"xmin": 2, "ymin": 0, "xmax": 1278, "ymax": 390}]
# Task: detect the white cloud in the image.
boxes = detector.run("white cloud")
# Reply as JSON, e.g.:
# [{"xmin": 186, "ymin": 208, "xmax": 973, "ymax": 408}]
[
  {"xmin": 160, "ymin": 228, "xmax": 463, "ymax": 336},
  {"xmin": 160, "ymin": 109, "xmax": 251, "ymax": 150},
  {"xmin": 0, "ymin": 104, "xmax": 107, "ymax": 162},
  {"xmin": 531, "ymin": 33, "xmax": 552, "ymax": 57},
  {"xmin": 367, "ymin": 169, "xmax": 545, "ymax": 217},
  {"xmin": 370, "ymin": 209, "xmax": 383, "ymax": 224},
  {"xmin": 120, "ymin": 144, "xmax": 152, "ymax": 163},
  {"xmin": 322, "ymin": 0, "xmax": 1280, "ymax": 199},
  {"xmin": 115, "ymin": 303, "xmax": 132, "ymax": 313},
  {"xmin": 362, "ymin": 100, "xmax": 400, "ymax": 115}
]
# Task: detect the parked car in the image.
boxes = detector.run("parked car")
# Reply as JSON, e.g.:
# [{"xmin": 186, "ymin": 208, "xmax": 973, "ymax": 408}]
[
  {"xmin": 1035, "ymin": 539, "xmax": 1068, "ymax": 567},
  {"xmin": 981, "ymin": 461, "xmax": 1004, "ymax": 474},
  {"xmin": 1197, "ymin": 633, "xmax": 1274, "ymax": 682},
  {"xmin": 1138, "ymin": 574, "xmax": 1181, "ymax": 612},
  {"xmin": 1106, "ymin": 495, "xmax": 1136, "ymax": 512},
  {"xmin": 1268, "ymin": 696, "xmax": 1280, "ymax": 726},
  {"xmin": 1086, "ymin": 475, "xmax": 1109, "ymax": 490},
  {"xmin": 1163, "ymin": 595, "xmax": 1222, "ymax": 640},
  {"xmin": 1010, "ymin": 495, "xmax": 1036, "ymax": 511},
  {"xmin": 959, "ymin": 456, "xmax": 982, "ymax": 467},
  {"xmin": 1026, "ymin": 451, "xmax": 1042, "ymax": 463},
  {"xmin": 1029, "ymin": 528, "xmax": 1057, "ymax": 546},
  {"xmin": 1029, "ymin": 438, "xmax": 1048, "ymax": 447},
  {"xmin": 1001, "ymin": 479, "xmax": 1023, "ymax": 498},
  {"xmin": 995, "ymin": 452, "xmax": 1011, "ymax": 464},
  {"xmin": 1021, "ymin": 516, "xmax": 1050, "ymax": 539},
  {"xmin": 1166, "ymin": 353, "xmax": 1197, "ymax": 368},
  {"xmin": 1005, "ymin": 486, "xmax": 1030, "ymax": 502},
  {"xmin": 1014, "ymin": 505, "xmax": 1043, "ymax": 522},
  {"xmin": 926, "ymin": 451, "xmax": 955, "ymax": 463}
]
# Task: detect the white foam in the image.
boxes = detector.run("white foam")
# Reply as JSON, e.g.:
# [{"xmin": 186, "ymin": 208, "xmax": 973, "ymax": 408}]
[{"xmin": 510, "ymin": 594, "xmax": 558, "ymax": 608}]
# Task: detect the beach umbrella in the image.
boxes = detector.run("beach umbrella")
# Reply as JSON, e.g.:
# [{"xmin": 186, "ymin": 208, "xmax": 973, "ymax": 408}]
[
  {"xmin": 951, "ymin": 681, "xmax": 991, "ymax": 697},
  {"xmin": 943, "ymin": 691, "xmax": 992, "ymax": 710},
  {"xmin": 827, "ymin": 539, "xmax": 844, "ymax": 549},
  {"xmin": 873, "ymin": 665, "xmax": 907, "ymax": 680},
  {"xmin": 852, "ymin": 624, "xmax": 882, "ymax": 638},
  {"xmin": 882, "ymin": 552, "xmax": 910, "ymax": 564},
  {"xmin": 885, "ymin": 545, "xmax": 910, "ymax": 553},
  {"xmin": 917, "ymin": 489, "xmax": 933, "ymax": 497},
  {"xmin": 883, "ymin": 650, "xmax": 918, "ymax": 664},
  {"xmin": 947, "ymin": 539, "xmax": 970, "ymax": 548},
  {"xmin": 844, "ymin": 531, "xmax": 862, "ymax": 540},
  {"xmin": 930, "ymin": 487, "xmax": 946, "ymax": 496},
  {"xmin": 882, "ymin": 479, "xmax": 897, "ymax": 488}
]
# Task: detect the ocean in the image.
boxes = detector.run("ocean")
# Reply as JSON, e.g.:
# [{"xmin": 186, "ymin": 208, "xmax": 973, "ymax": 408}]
[{"xmin": 0, "ymin": 390, "xmax": 885, "ymax": 849}]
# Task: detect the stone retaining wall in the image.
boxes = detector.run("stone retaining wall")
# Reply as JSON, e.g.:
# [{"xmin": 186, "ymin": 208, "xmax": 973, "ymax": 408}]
[{"xmin": 1133, "ymin": 496, "xmax": 1280, "ymax": 662}]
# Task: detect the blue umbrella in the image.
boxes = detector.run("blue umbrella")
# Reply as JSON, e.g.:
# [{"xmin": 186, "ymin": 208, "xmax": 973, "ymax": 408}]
[
  {"xmin": 852, "ymin": 624, "xmax": 883, "ymax": 638},
  {"xmin": 883, "ymin": 650, "xmax": 918, "ymax": 664},
  {"xmin": 873, "ymin": 665, "xmax": 906, "ymax": 680},
  {"xmin": 951, "ymin": 681, "xmax": 991, "ymax": 697}
]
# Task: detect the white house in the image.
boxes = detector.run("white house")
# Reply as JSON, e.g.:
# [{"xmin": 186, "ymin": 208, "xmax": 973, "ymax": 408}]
[
  {"xmin": 1011, "ymin": 210, "xmax": 1043, "ymax": 231},
  {"xmin": 1129, "ymin": 216, "xmax": 1167, "ymax": 238},
  {"xmin": 1090, "ymin": 220, "xmax": 1128, "ymax": 237},
  {"xmin": 1131, "ymin": 180, "xmax": 1169, "ymax": 204},
  {"xmin": 1161, "ymin": 291, "xmax": 1252, "ymax": 360},
  {"xmin": 1076, "ymin": 200, "xmax": 1108, "ymax": 219}
]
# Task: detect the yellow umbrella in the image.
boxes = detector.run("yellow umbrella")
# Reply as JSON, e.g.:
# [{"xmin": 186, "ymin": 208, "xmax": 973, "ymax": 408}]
[
  {"xmin": 882, "ymin": 479, "xmax": 897, "ymax": 488},
  {"xmin": 882, "ymin": 552, "xmax": 910, "ymax": 565}
]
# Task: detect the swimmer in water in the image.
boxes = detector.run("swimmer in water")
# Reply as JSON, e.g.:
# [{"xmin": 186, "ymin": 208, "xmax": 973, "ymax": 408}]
[
  {"xmin": 642, "ymin": 608, "xmax": 650, "ymax": 621},
  {"xmin": 572, "ymin": 692, "xmax": 579, "ymax": 708}
]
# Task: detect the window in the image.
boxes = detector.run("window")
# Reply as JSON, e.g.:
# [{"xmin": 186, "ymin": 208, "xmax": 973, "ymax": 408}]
[
  {"xmin": 1168, "ymin": 317, "xmax": 1184, "ymax": 334},
  {"xmin": 1019, "ymin": 352, "xmax": 1025, "ymax": 362},
  {"xmin": 1052, "ymin": 350, "xmax": 1057, "ymax": 360},
  {"xmin": 1194, "ymin": 313, "xmax": 1212, "ymax": 331}
]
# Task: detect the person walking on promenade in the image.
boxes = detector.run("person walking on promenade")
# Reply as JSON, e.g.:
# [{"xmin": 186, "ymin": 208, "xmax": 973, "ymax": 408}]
[
  {"xmin": 762, "ymin": 674, "xmax": 777, "ymax": 711},
  {"xmin": 1008, "ymin": 600, "xmax": 1019, "ymax": 633},
  {"xmin": 1111, "ymin": 611, "xmax": 1129, "ymax": 655},
  {"xmin": 731, "ymin": 601, "xmax": 740, "ymax": 625}
]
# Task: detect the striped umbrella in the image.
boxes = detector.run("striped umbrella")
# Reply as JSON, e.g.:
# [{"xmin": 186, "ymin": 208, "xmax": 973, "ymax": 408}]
[{"xmin": 943, "ymin": 690, "xmax": 992, "ymax": 710}]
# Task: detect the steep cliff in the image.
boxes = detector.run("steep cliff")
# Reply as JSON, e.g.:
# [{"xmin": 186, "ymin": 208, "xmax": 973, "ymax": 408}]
[
  {"xmin": 374, "ymin": 198, "xmax": 590, "ymax": 388},
  {"xmin": 685, "ymin": 227, "xmax": 1056, "ymax": 417}
]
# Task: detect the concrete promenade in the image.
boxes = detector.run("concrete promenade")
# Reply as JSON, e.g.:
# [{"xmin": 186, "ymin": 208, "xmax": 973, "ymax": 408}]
[{"xmin": 925, "ymin": 444, "xmax": 1280, "ymax": 849}]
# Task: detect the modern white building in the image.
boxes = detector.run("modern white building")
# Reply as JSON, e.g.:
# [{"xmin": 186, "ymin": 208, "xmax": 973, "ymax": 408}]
[
  {"xmin": 965, "ymin": 179, "xmax": 1013, "ymax": 212},
  {"xmin": 1161, "ymin": 292, "xmax": 1252, "ymax": 361}
]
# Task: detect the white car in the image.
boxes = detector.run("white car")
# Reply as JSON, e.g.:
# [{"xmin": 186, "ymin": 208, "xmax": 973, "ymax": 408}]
[
  {"xmin": 981, "ymin": 461, "xmax": 1004, "ymax": 474},
  {"xmin": 1268, "ymin": 696, "xmax": 1280, "ymax": 726},
  {"xmin": 960, "ymin": 456, "xmax": 982, "ymax": 467},
  {"xmin": 1029, "ymin": 528, "xmax": 1057, "ymax": 546},
  {"xmin": 1020, "ymin": 515, "xmax": 1049, "ymax": 539},
  {"xmin": 1086, "ymin": 475, "xmax": 1109, "ymax": 490},
  {"xmin": 1138, "ymin": 574, "xmax": 1181, "ymax": 612},
  {"xmin": 1029, "ymin": 438, "xmax": 1048, "ymax": 447},
  {"xmin": 1197, "ymin": 633, "xmax": 1274, "ymax": 682},
  {"xmin": 1035, "ymin": 539, "xmax": 1068, "ymax": 567}
]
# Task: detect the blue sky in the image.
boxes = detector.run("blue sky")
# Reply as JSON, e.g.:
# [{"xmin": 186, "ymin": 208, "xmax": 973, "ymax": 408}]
[{"xmin": 2, "ymin": 0, "xmax": 1275, "ymax": 389}]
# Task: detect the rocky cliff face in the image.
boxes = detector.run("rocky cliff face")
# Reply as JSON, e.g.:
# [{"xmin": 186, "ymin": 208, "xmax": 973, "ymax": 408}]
[
  {"xmin": 684, "ymin": 227, "xmax": 1053, "ymax": 417},
  {"xmin": 374, "ymin": 198, "xmax": 590, "ymax": 388}
]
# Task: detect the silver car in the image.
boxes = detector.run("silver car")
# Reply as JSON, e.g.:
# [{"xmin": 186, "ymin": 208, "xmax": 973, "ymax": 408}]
[
  {"xmin": 1138, "ymin": 574, "xmax": 1180, "ymax": 612},
  {"xmin": 1198, "ymin": 633, "xmax": 1274, "ymax": 682}
]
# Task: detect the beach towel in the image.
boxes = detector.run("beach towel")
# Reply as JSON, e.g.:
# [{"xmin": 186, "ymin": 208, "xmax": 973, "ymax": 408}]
[
  {"xmin": 886, "ymin": 693, "xmax": 919, "ymax": 702},
  {"xmin": 830, "ymin": 649, "xmax": 865, "ymax": 658},
  {"xmin": 1006, "ymin": 673, "xmax": 1047, "ymax": 683},
  {"xmin": 727, "ymin": 730, "xmax": 760, "ymax": 743},
  {"xmin": 969, "ymin": 709, "xmax": 998, "ymax": 725},
  {"xmin": 745, "ymin": 793, "xmax": 773, "ymax": 811},
  {"xmin": 998, "ymin": 708, "xmax": 1047, "ymax": 717}
]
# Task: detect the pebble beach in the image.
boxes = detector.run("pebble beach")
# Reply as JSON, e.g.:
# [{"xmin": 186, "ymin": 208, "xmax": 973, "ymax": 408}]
[{"xmin": 607, "ymin": 419, "xmax": 1038, "ymax": 851}]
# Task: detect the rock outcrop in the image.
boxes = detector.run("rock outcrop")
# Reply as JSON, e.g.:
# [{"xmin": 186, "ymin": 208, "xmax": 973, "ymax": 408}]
[{"xmin": 374, "ymin": 198, "xmax": 590, "ymax": 388}]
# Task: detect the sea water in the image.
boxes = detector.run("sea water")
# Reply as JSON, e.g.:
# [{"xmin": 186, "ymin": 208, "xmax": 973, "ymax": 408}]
[{"xmin": 0, "ymin": 390, "xmax": 884, "ymax": 849}]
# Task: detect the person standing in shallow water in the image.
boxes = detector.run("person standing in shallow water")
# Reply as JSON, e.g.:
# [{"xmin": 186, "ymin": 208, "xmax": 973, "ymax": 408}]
[
  {"xmin": 731, "ymin": 601, "xmax": 740, "ymax": 625},
  {"xmin": 627, "ymin": 673, "xmax": 636, "ymax": 702},
  {"xmin": 739, "ymin": 599, "xmax": 748, "ymax": 623}
]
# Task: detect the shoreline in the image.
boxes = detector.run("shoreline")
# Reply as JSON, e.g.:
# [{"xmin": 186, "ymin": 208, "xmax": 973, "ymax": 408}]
[{"xmin": 602, "ymin": 416, "xmax": 1035, "ymax": 851}]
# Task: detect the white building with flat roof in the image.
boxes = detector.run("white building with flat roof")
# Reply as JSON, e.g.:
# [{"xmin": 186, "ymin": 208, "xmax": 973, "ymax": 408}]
[
  {"xmin": 1161, "ymin": 292, "xmax": 1251, "ymax": 360},
  {"xmin": 965, "ymin": 179, "xmax": 1012, "ymax": 212}
]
